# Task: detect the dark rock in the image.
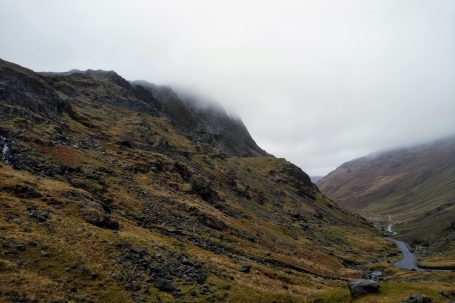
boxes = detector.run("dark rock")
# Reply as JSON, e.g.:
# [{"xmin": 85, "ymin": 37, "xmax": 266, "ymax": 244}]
[
  {"xmin": 439, "ymin": 290, "xmax": 455, "ymax": 298},
  {"xmin": 27, "ymin": 240, "xmax": 37, "ymax": 247},
  {"xmin": 153, "ymin": 278, "xmax": 173, "ymax": 292},
  {"xmin": 27, "ymin": 207, "xmax": 52, "ymax": 222},
  {"xmin": 130, "ymin": 284, "xmax": 141, "ymax": 292},
  {"xmin": 173, "ymin": 162, "xmax": 192, "ymax": 181},
  {"xmin": 199, "ymin": 285, "xmax": 210, "ymax": 295},
  {"xmin": 171, "ymin": 289, "xmax": 183, "ymax": 298},
  {"xmin": 277, "ymin": 162, "xmax": 312, "ymax": 188},
  {"xmin": 15, "ymin": 244, "xmax": 26, "ymax": 252},
  {"xmin": 117, "ymin": 140, "xmax": 134, "ymax": 148},
  {"xmin": 348, "ymin": 279, "xmax": 380, "ymax": 297},
  {"xmin": 82, "ymin": 204, "xmax": 119, "ymax": 230},
  {"xmin": 401, "ymin": 294, "xmax": 433, "ymax": 303},
  {"xmin": 181, "ymin": 256, "xmax": 192, "ymax": 265},
  {"xmin": 13, "ymin": 185, "xmax": 43, "ymax": 199},
  {"xmin": 191, "ymin": 177, "xmax": 218, "ymax": 202},
  {"xmin": 197, "ymin": 214, "xmax": 227, "ymax": 231}
]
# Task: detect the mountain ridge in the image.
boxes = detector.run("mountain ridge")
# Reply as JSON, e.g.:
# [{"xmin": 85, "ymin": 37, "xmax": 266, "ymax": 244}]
[{"xmin": 0, "ymin": 58, "xmax": 395, "ymax": 302}]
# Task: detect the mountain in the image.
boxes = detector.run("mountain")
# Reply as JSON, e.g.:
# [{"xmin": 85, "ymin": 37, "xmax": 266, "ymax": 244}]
[
  {"xmin": 317, "ymin": 137, "xmax": 455, "ymax": 266},
  {"xmin": 0, "ymin": 58, "xmax": 398, "ymax": 302},
  {"xmin": 130, "ymin": 80, "xmax": 269, "ymax": 158},
  {"xmin": 310, "ymin": 176, "xmax": 323, "ymax": 183}
]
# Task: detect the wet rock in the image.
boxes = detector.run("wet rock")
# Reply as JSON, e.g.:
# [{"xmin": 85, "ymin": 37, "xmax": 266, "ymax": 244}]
[
  {"xmin": 401, "ymin": 294, "xmax": 433, "ymax": 303},
  {"xmin": 348, "ymin": 279, "xmax": 380, "ymax": 297}
]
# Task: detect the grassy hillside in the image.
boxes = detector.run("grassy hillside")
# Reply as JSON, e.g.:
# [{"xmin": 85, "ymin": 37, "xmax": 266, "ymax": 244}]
[
  {"xmin": 317, "ymin": 138, "xmax": 455, "ymax": 266},
  {"xmin": 1, "ymin": 58, "xmax": 454, "ymax": 302}
]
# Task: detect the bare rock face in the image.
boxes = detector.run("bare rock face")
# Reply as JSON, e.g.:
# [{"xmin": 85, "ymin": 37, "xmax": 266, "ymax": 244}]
[
  {"xmin": 130, "ymin": 80, "xmax": 269, "ymax": 157},
  {"xmin": 348, "ymin": 279, "xmax": 380, "ymax": 297}
]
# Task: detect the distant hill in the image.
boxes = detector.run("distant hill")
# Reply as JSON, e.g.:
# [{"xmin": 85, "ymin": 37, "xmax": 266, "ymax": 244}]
[
  {"xmin": 310, "ymin": 175, "xmax": 323, "ymax": 182},
  {"xmin": 317, "ymin": 136, "xmax": 455, "ymax": 250}
]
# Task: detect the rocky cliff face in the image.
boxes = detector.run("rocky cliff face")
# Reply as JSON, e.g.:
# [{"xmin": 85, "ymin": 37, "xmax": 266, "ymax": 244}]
[
  {"xmin": 131, "ymin": 80, "xmax": 269, "ymax": 157},
  {"xmin": 0, "ymin": 58, "xmax": 391, "ymax": 303}
]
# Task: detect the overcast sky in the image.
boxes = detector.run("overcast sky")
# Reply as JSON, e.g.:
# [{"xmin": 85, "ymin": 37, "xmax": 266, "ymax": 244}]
[{"xmin": 1, "ymin": 0, "xmax": 454, "ymax": 175}]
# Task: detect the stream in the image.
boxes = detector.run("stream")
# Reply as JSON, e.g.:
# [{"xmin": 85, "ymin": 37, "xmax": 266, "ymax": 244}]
[
  {"xmin": 0, "ymin": 136, "xmax": 10, "ymax": 165},
  {"xmin": 387, "ymin": 220, "xmax": 453, "ymax": 272},
  {"xmin": 387, "ymin": 223, "xmax": 421, "ymax": 270}
]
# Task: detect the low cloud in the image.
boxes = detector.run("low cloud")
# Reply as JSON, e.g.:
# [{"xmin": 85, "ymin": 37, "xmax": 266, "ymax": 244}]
[{"xmin": 1, "ymin": 0, "xmax": 454, "ymax": 175}]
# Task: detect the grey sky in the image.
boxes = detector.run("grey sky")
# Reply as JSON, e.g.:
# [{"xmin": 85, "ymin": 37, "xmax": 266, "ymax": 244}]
[{"xmin": 1, "ymin": 0, "xmax": 454, "ymax": 175}]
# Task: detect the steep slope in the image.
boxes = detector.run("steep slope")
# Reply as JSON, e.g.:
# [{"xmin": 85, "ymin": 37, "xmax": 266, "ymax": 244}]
[
  {"xmin": 7, "ymin": 58, "xmax": 453, "ymax": 302},
  {"xmin": 130, "ymin": 80, "xmax": 268, "ymax": 157},
  {"xmin": 317, "ymin": 137, "xmax": 455, "ymax": 262}
]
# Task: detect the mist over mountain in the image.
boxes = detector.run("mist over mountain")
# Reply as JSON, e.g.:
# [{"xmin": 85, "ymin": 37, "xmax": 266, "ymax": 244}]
[
  {"xmin": 2, "ymin": 0, "xmax": 455, "ymax": 176},
  {"xmin": 2, "ymin": 1, "xmax": 455, "ymax": 301}
]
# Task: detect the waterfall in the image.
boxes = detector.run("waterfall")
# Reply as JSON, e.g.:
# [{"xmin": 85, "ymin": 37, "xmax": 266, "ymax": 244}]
[{"xmin": 0, "ymin": 136, "xmax": 10, "ymax": 165}]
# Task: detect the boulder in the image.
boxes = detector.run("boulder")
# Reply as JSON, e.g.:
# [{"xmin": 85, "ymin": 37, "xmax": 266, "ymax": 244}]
[
  {"xmin": 154, "ymin": 278, "xmax": 174, "ymax": 292},
  {"xmin": 401, "ymin": 294, "xmax": 433, "ymax": 303},
  {"xmin": 348, "ymin": 279, "xmax": 380, "ymax": 297}
]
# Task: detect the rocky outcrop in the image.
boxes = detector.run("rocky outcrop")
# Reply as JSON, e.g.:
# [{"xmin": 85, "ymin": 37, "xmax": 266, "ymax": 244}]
[
  {"xmin": 347, "ymin": 279, "xmax": 380, "ymax": 297},
  {"xmin": 131, "ymin": 80, "xmax": 269, "ymax": 157},
  {"xmin": 0, "ymin": 59, "xmax": 73, "ymax": 120}
]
